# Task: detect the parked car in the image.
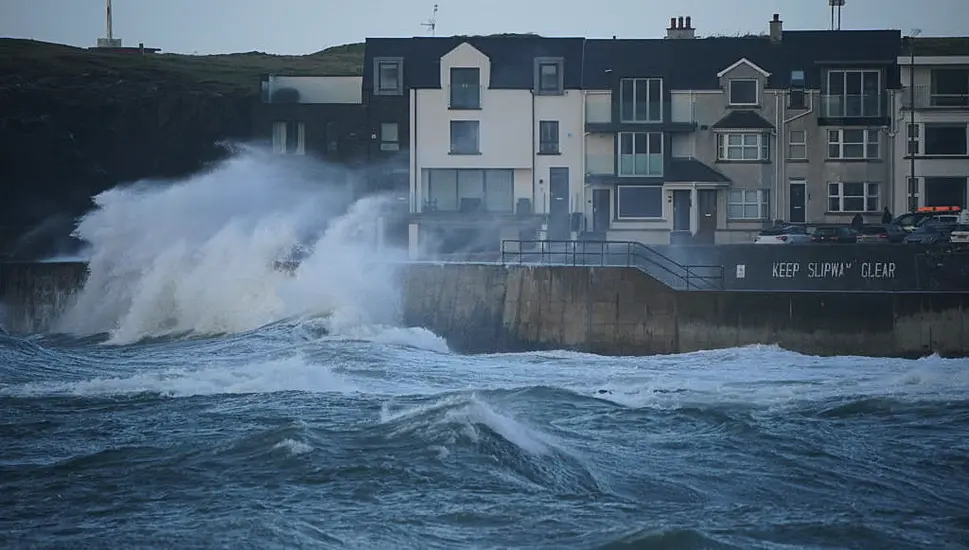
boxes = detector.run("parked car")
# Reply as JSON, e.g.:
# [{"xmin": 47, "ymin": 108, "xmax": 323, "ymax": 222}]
[
  {"xmin": 903, "ymin": 222, "xmax": 956, "ymax": 245},
  {"xmin": 948, "ymin": 212, "xmax": 969, "ymax": 244},
  {"xmin": 857, "ymin": 224, "xmax": 906, "ymax": 243},
  {"xmin": 754, "ymin": 225, "xmax": 812, "ymax": 244},
  {"xmin": 893, "ymin": 206, "xmax": 963, "ymax": 232},
  {"xmin": 811, "ymin": 225, "xmax": 860, "ymax": 243}
]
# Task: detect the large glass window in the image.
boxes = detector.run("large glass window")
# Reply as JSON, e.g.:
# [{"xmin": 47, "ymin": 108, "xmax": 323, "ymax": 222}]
[
  {"xmin": 619, "ymin": 78, "xmax": 663, "ymax": 122},
  {"xmin": 616, "ymin": 186, "xmax": 662, "ymax": 219},
  {"xmin": 618, "ymin": 132, "xmax": 663, "ymax": 176}
]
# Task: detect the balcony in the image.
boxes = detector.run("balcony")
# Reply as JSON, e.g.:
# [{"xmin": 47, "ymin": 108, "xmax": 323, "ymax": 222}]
[
  {"xmin": 449, "ymin": 85, "xmax": 482, "ymax": 110},
  {"xmin": 586, "ymin": 154, "xmax": 614, "ymax": 176},
  {"xmin": 820, "ymin": 92, "xmax": 888, "ymax": 118},
  {"xmin": 902, "ymin": 85, "xmax": 969, "ymax": 110}
]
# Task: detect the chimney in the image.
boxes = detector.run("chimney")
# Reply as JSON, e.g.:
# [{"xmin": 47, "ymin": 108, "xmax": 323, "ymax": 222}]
[
  {"xmin": 770, "ymin": 13, "xmax": 783, "ymax": 43},
  {"xmin": 666, "ymin": 15, "xmax": 696, "ymax": 39}
]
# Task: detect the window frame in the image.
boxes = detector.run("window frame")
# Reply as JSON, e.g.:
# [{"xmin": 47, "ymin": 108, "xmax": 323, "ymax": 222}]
[
  {"xmin": 617, "ymin": 131, "xmax": 664, "ymax": 177},
  {"xmin": 716, "ymin": 132, "xmax": 770, "ymax": 161},
  {"xmin": 380, "ymin": 122, "xmax": 399, "ymax": 152},
  {"xmin": 449, "ymin": 120, "xmax": 480, "ymax": 155},
  {"xmin": 619, "ymin": 77, "xmax": 664, "ymax": 123},
  {"xmin": 272, "ymin": 121, "xmax": 305, "ymax": 155},
  {"xmin": 929, "ymin": 68, "xmax": 969, "ymax": 107},
  {"xmin": 826, "ymin": 128, "xmax": 880, "ymax": 160},
  {"xmin": 727, "ymin": 189, "xmax": 770, "ymax": 220},
  {"xmin": 728, "ymin": 79, "xmax": 759, "ymax": 106},
  {"xmin": 423, "ymin": 168, "xmax": 514, "ymax": 214},
  {"xmin": 449, "ymin": 67, "xmax": 481, "ymax": 109},
  {"xmin": 825, "ymin": 69, "xmax": 881, "ymax": 117},
  {"xmin": 538, "ymin": 120, "xmax": 560, "ymax": 154},
  {"xmin": 827, "ymin": 181, "xmax": 880, "ymax": 213},
  {"xmin": 616, "ymin": 185, "xmax": 663, "ymax": 220},
  {"xmin": 788, "ymin": 129, "xmax": 807, "ymax": 160},
  {"xmin": 534, "ymin": 57, "xmax": 565, "ymax": 95},
  {"xmin": 923, "ymin": 124, "xmax": 969, "ymax": 156},
  {"xmin": 374, "ymin": 57, "xmax": 404, "ymax": 96}
]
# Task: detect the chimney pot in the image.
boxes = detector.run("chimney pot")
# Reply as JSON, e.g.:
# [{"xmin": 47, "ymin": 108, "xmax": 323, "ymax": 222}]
[
  {"xmin": 773, "ymin": 13, "xmax": 780, "ymax": 22},
  {"xmin": 670, "ymin": 17, "xmax": 676, "ymax": 29},
  {"xmin": 678, "ymin": 16, "xmax": 684, "ymax": 29},
  {"xmin": 769, "ymin": 13, "xmax": 783, "ymax": 43},
  {"xmin": 685, "ymin": 16, "xmax": 692, "ymax": 29}
]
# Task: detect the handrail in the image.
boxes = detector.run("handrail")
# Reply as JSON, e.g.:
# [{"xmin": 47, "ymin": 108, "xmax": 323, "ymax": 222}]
[{"xmin": 500, "ymin": 239, "xmax": 724, "ymax": 291}]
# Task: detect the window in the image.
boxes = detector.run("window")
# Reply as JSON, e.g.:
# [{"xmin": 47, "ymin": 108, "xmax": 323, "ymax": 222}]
[
  {"xmin": 827, "ymin": 129, "xmax": 879, "ymax": 159},
  {"xmin": 727, "ymin": 189, "xmax": 770, "ymax": 220},
  {"xmin": 729, "ymin": 79, "xmax": 758, "ymax": 105},
  {"xmin": 535, "ymin": 58, "xmax": 564, "ymax": 95},
  {"xmin": 374, "ymin": 57, "xmax": 403, "ymax": 96},
  {"xmin": 924, "ymin": 124, "xmax": 968, "ymax": 155},
  {"xmin": 618, "ymin": 132, "xmax": 663, "ymax": 176},
  {"xmin": 449, "ymin": 68, "xmax": 480, "ymax": 109},
  {"xmin": 538, "ymin": 121, "xmax": 559, "ymax": 154},
  {"xmin": 272, "ymin": 121, "xmax": 305, "ymax": 155},
  {"xmin": 380, "ymin": 122, "xmax": 399, "ymax": 152},
  {"xmin": 930, "ymin": 69, "xmax": 969, "ymax": 107},
  {"xmin": 907, "ymin": 176, "xmax": 920, "ymax": 212},
  {"xmin": 788, "ymin": 130, "xmax": 807, "ymax": 159},
  {"xmin": 617, "ymin": 186, "xmax": 662, "ymax": 219},
  {"xmin": 828, "ymin": 182, "xmax": 879, "ymax": 212},
  {"xmin": 907, "ymin": 123, "xmax": 920, "ymax": 155},
  {"xmin": 790, "ymin": 70, "xmax": 807, "ymax": 109},
  {"xmin": 825, "ymin": 69, "xmax": 881, "ymax": 117},
  {"xmin": 450, "ymin": 120, "xmax": 479, "ymax": 154},
  {"xmin": 717, "ymin": 133, "xmax": 769, "ymax": 161},
  {"xmin": 423, "ymin": 169, "xmax": 513, "ymax": 213},
  {"xmin": 924, "ymin": 177, "xmax": 968, "ymax": 208},
  {"xmin": 620, "ymin": 78, "xmax": 663, "ymax": 122}
]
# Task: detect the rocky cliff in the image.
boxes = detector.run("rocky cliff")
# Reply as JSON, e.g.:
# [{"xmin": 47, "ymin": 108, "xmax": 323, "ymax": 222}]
[{"xmin": 0, "ymin": 39, "xmax": 363, "ymax": 259}]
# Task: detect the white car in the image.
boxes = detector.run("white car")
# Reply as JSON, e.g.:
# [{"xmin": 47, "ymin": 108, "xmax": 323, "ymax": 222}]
[
  {"xmin": 754, "ymin": 225, "xmax": 813, "ymax": 244},
  {"xmin": 950, "ymin": 211, "xmax": 969, "ymax": 244}
]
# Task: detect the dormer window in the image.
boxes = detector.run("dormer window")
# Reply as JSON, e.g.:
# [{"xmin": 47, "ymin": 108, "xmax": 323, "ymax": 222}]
[
  {"xmin": 729, "ymin": 79, "xmax": 758, "ymax": 106},
  {"xmin": 374, "ymin": 57, "xmax": 403, "ymax": 96},
  {"xmin": 535, "ymin": 58, "xmax": 564, "ymax": 95}
]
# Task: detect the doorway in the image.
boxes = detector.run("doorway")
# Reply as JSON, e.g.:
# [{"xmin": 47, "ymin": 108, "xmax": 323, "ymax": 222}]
[
  {"xmin": 592, "ymin": 189, "xmax": 611, "ymax": 233},
  {"xmin": 672, "ymin": 190, "xmax": 692, "ymax": 231},
  {"xmin": 695, "ymin": 189, "xmax": 718, "ymax": 244},
  {"xmin": 789, "ymin": 180, "xmax": 806, "ymax": 223},
  {"xmin": 548, "ymin": 168, "xmax": 570, "ymax": 239}
]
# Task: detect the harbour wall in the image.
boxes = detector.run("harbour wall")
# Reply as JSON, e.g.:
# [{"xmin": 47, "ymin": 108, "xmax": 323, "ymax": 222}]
[
  {"xmin": 400, "ymin": 263, "xmax": 969, "ymax": 358},
  {"xmin": 2, "ymin": 259, "xmax": 967, "ymax": 358}
]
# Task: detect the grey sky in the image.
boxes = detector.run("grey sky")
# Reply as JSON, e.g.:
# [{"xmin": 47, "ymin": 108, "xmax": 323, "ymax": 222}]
[{"xmin": 1, "ymin": 0, "xmax": 964, "ymax": 55}]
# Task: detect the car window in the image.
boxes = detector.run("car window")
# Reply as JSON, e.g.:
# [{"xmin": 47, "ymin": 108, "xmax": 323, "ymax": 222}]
[{"xmin": 861, "ymin": 226, "xmax": 887, "ymax": 234}]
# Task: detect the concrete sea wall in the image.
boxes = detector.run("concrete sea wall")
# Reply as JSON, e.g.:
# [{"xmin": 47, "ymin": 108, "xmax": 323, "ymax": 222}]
[
  {"xmin": 401, "ymin": 264, "xmax": 969, "ymax": 358},
  {"xmin": 2, "ymin": 260, "xmax": 967, "ymax": 358}
]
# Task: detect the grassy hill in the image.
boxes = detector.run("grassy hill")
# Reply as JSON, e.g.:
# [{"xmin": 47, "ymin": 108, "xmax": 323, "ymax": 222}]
[{"xmin": 0, "ymin": 38, "xmax": 365, "ymax": 95}]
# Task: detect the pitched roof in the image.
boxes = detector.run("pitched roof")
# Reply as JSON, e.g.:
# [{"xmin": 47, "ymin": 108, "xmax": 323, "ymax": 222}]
[
  {"xmin": 717, "ymin": 58, "xmax": 771, "ymax": 78},
  {"xmin": 667, "ymin": 158, "xmax": 731, "ymax": 183},
  {"xmin": 711, "ymin": 110, "xmax": 775, "ymax": 130},
  {"xmin": 583, "ymin": 30, "xmax": 902, "ymax": 90},
  {"xmin": 363, "ymin": 36, "xmax": 585, "ymax": 90},
  {"xmin": 908, "ymin": 37, "xmax": 969, "ymax": 56}
]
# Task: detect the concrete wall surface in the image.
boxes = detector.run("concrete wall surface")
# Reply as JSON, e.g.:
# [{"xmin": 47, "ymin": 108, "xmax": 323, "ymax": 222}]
[
  {"xmin": 3, "ymin": 261, "xmax": 967, "ymax": 358},
  {"xmin": 402, "ymin": 263, "xmax": 969, "ymax": 358}
]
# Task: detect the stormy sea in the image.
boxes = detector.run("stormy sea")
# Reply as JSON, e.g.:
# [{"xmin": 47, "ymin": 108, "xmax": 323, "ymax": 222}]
[{"xmin": 2, "ymin": 150, "xmax": 968, "ymax": 549}]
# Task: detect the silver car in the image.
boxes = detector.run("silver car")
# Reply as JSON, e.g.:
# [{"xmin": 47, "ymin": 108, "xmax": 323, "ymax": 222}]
[{"xmin": 754, "ymin": 225, "xmax": 812, "ymax": 244}]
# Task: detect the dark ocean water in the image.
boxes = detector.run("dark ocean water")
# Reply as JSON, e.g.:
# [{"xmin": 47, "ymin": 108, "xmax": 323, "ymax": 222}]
[{"xmin": 1, "ymin": 321, "xmax": 967, "ymax": 550}]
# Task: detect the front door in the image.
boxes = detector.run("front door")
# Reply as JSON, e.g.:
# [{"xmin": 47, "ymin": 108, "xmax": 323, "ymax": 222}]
[
  {"xmin": 673, "ymin": 190, "xmax": 691, "ymax": 231},
  {"xmin": 695, "ymin": 189, "xmax": 718, "ymax": 244},
  {"xmin": 548, "ymin": 168, "xmax": 570, "ymax": 239},
  {"xmin": 592, "ymin": 189, "xmax": 611, "ymax": 233},
  {"xmin": 789, "ymin": 181, "xmax": 806, "ymax": 223}
]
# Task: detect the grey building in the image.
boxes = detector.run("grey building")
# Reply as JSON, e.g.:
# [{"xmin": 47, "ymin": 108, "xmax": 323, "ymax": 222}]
[{"xmin": 580, "ymin": 14, "xmax": 902, "ymax": 244}]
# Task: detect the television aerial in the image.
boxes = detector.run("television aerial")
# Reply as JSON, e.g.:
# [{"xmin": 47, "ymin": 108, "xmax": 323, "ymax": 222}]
[{"xmin": 421, "ymin": 4, "xmax": 439, "ymax": 36}]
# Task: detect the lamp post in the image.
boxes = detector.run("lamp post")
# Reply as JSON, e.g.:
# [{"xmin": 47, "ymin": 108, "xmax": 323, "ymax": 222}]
[{"xmin": 907, "ymin": 30, "xmax": 921, "ymax": 212}]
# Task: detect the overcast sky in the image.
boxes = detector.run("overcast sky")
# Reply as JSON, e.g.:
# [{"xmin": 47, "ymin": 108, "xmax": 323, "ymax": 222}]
[{"xmin": 0, "ymin": 0, "xmax": 963, "ymax": 55}]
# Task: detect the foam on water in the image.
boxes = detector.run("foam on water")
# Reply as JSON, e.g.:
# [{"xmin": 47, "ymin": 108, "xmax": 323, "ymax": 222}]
[{"xmin": 55, "ymin": 147, "xmax": 408, "ymax": 345}]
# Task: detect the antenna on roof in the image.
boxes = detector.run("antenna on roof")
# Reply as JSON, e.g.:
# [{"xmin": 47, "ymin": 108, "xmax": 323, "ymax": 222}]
[
  {"xmin": 421, "ymin": 4, "xmax": 439, "ymax": 37},
  {"xmin": 828, "ymin": 0, "xmax": 845, "ymax": 31}
]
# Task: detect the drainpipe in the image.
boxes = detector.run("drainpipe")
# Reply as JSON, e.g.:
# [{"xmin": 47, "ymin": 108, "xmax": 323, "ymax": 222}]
[
  {"xmin": 908, "ymin": 39, "xmax": 916, "ymax": 211},
  {"xmin": 774, "ymin": 90, "xmax": 781, "ymax": 222},
  {"xmin": 580, "ymin": 89, "xmax": 587, "ymax": 228}
]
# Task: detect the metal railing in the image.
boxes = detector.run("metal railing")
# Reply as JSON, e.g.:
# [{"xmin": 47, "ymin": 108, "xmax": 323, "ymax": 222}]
[
  {"xmin": 499, "ymin": 239, "xmax": 724, "ymax": 291},
  {"xmin": 820, "ymin": 93, "xmax": 886, "ymax": 118}
]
